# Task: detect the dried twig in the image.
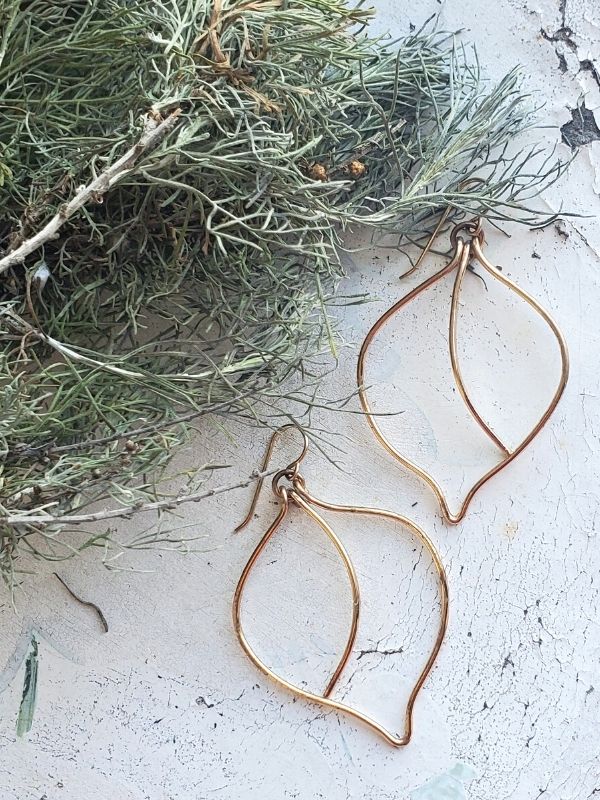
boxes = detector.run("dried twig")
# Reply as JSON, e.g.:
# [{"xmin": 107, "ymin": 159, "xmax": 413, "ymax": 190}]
[
  {"xmin": 0, "ymin": 109, "xmax": 181, "ymax": 276},
  {"xmin": 5, "ymin": 393, "xmax": 255, "ymax": 461},
  {"xmin": 53, "ymin": 573, "xmax": 109, "ymax": 632},
  {"xmin": 5, "ymin": 468, "xmax": 277, "ymax": 527}
]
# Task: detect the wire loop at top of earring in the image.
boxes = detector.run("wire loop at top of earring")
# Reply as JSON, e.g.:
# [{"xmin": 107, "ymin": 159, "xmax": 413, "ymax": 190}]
[
  {"xmin": 272, "ymin": 467, "xmax": 298, "ymax": 497},
  {"xmin": 450, "ymin": 217, "xmax": 484, "ymax": 249}
]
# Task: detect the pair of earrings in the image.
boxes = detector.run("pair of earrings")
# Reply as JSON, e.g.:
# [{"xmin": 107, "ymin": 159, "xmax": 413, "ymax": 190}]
[{"xmin": 233, "ymin": 212, "xmax": 569, "ymax": 745}]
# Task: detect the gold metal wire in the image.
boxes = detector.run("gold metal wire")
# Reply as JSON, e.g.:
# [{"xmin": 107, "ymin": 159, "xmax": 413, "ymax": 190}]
[
  {"xmin": 357, "ymin": 217, "xmax": 569, "ymax": 524},
  {"xmin": 233, "ymin": 426, "xmax": 449, "ymax": 747}
]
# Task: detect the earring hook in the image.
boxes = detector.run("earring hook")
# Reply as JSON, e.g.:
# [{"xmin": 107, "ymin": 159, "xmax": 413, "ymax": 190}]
[
  {"xmin": 402, "ymin": 176, "xmax": 486, "ymax": 278},
  {"xmin": 235, "ymin": 424, "xmax": 309, "ymax": 533}
]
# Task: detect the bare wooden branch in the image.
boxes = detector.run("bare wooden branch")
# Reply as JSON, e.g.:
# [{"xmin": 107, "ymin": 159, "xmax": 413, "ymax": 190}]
[
  {"xmin": 0, "ymin": 109, "xmax": 182, "ymax": 276},
  {"xmin": 3, "ymin": 468, "xmax": 277, "ymax": 527}
]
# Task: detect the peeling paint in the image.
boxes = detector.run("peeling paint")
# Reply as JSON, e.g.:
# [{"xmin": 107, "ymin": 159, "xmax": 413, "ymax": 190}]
[
  {"xmin": 411, "ymin": 763, "xmax": 477, "ymax": 800},
  {"xmin": 561, "ymin": 103, "xmax": 600, "ymax": 149}
]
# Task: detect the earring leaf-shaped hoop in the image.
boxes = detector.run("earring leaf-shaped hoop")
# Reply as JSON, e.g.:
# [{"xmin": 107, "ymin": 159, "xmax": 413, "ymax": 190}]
[
  {"xmin": 357, "ymin": 216, "xmax": 569, "ymax": 524},
  {"xmin": 233, "ymin": 425, "xmax": 449, "ymax": 747}
]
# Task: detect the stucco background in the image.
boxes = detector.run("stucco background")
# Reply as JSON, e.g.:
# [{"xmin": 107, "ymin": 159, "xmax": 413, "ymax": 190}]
[{"xmin": 1, "ymin": 1, "xmax": 599, "ymax": 798}]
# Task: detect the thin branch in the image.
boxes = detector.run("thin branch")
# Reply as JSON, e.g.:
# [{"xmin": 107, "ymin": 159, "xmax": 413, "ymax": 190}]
[
  {"xmin": 0, "ymin": 108, "xmax": 182, "ymax": 276},
  {"xmin": 3, "ymin": 467, "xmax": 278, "ymax": 527},
  {"xmin": 5, "ymin": 390, "xmax": 257, "ymax": 461},
  {"xmin": 53, "ymin": 573, "xmax": 109, "ymax": 632}
]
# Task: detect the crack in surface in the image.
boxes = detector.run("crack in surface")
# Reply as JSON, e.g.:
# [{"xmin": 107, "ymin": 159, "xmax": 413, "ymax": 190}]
[{"xmin": 356, "ymin": 646, "xmax": 404, "ymax": 660}]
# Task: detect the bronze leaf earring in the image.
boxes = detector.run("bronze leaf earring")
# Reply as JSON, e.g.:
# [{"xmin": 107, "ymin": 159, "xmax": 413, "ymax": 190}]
[
  {"xmin": 357, "ymin": 207, "xmax": 569, "ymax": 524},
  {"xmin": 233, "ymin": 424, "xmax": 449, "ymax": 747}
]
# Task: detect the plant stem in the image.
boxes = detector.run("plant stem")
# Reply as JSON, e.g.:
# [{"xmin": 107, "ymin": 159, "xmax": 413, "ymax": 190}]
[
  {"xmin": 3, "ymin": 468, "xmax": 277, "ymax": 527},
  {"xmin": 0, "ymin": 109, "xmax": 182, "ymax": 276}
]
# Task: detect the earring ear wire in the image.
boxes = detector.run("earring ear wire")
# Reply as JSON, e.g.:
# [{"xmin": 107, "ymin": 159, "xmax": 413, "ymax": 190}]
[{"xmin": 235, "ymin": 423, "xmax": 309, "ymax": 534}]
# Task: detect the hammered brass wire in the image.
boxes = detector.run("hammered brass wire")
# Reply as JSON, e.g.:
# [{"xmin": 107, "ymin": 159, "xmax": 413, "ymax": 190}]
[
  {"xmin": 233, "ymin": 426, "xmax": 449, "ymax": 747},
  {"xmin": 357, "ymin": 217, "xmax": 569, "ymax": 524}
]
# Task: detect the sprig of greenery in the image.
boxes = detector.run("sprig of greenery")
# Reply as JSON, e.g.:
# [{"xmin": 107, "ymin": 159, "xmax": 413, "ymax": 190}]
[{"xmin": 0, "ymin": 0, "xmax": 566, "ymax": 588}]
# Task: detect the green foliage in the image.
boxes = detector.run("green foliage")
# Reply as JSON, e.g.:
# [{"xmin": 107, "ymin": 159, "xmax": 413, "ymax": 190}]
[{"xmin": 0, "ymin": 0, "xmax": 564, "ymax": 585}]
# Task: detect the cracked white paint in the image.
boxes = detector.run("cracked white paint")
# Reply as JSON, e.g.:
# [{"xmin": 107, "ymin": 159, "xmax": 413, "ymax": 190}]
[{"xmin": 1, "ymin": 1, "xmax": 599, "ymax": 798}]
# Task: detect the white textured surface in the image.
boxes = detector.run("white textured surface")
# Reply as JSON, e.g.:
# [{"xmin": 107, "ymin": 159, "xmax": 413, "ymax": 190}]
[{"xmin": 1, "ymin": 1, "xmax": 600, "ymax": 798}]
